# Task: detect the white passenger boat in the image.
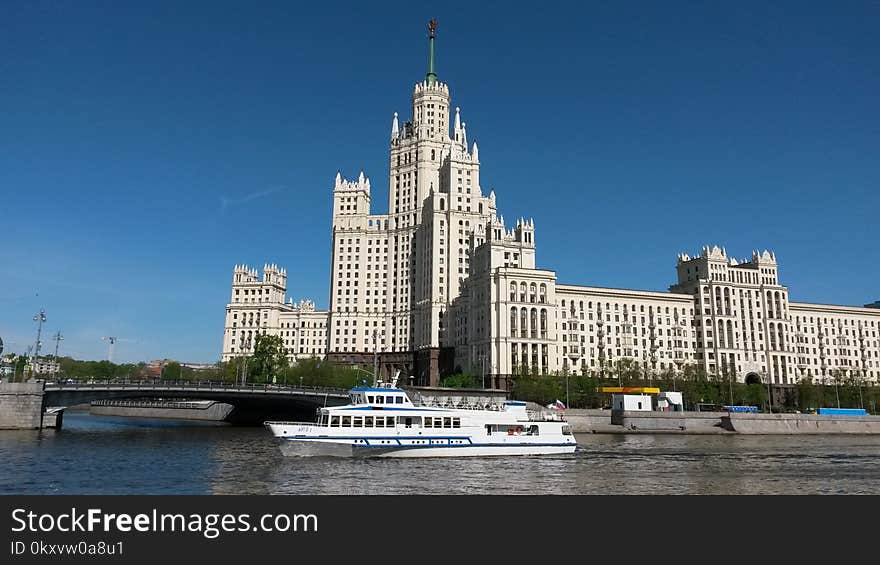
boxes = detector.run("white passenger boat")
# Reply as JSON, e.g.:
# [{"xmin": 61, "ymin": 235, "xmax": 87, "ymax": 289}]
[{"xmin": 265, "ymin": 380, "xmax": 576, "ymax": 458}]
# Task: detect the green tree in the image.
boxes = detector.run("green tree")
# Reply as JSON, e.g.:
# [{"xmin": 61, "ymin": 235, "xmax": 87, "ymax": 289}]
[
  {"xmin": 510, "ymin": 374, "xmax": 563, "ymax": 406},
  {"xmin": 162, "ymin": 361, "xmax": 181, "ymax": 380},
  {"xmin": 439, "ymin": 373, "xmax": 478, "ymax": 388},
  {"xmin": 249, "ymin": 334, "xmax": 289, "ymax": 383}
]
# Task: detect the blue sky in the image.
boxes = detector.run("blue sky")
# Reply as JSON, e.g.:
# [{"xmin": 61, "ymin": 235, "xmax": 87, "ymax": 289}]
[{"xmin": 1, "ymin": 1, "xmax": 878, "ymax": 364}]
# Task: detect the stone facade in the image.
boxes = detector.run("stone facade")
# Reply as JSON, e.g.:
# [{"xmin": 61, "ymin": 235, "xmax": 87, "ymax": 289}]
[
  {"xmin": 450, "ymin": 239, "xmax": 880, "ymax": 387},
  {"xmin": 221, "ymin": 27, "xmax": 880, "ymax": 388},
  {"xmin": 221, "ymin": 264, "xmax": 329, "ymax": 363},
  {"xmin": 0, "ymin": 382, "xmax": 44, "ymax": 430}
]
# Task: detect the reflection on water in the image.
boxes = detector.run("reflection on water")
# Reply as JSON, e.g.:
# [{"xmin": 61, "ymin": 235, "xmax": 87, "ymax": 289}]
[{"xmin": 2, "ymin": 413, "xmax": 879, "ymax": 494}]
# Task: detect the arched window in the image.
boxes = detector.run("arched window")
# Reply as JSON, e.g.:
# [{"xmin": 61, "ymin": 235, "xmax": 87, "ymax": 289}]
[
  {"xmin": 509, "ymin": 282, "xmax": 517, "ymax": 302},
  {"xmin": 510, "ymin": 307, "xmax": 517, "ymax": 333},
  {"xmin": 440, "ymin": 198, "xmax": 445, "ymax": 210},
  {"xmin": 520, "ymin": 282, "xmax": 527, "ymax": 303},
  {"xmin": 521, "ymin": 308, "xmax": 528, "ymax": 339},
  {"xmin": 540, "ymin": 309, "xmax": 548, "ymax": 338},
  {"xmin": 530, "ymin": 308, "xmax": 538, "ymax": 338},
  {"xmin": 529, "ymin": 283, "xmax": 537, "ymax": 303},
  {"xmin": 539, "ymin": 284, "xmax": 547, "ymax": 303}
]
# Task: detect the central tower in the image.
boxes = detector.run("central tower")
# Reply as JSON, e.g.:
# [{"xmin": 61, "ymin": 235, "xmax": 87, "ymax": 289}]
[{"xmin": 329, "ymin": 21, "xmax": 495, "ymax": 384}]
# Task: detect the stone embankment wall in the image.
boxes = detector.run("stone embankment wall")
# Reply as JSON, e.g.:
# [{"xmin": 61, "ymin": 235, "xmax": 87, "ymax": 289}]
[
  {"xmin": 722, "ymin": 413, "xmax": 880, "ymax": 434},
  {"xmin": 90, "ymin": 401, "xmax": 235, "ymax": 421},
  {"xmin": 560, "ymin": 409, "xmax": 618, "ymax": 433},
  {"xmin": 563, "ymin": 409, "xmax": 728, "ymax": 434},
  {"xmin": 0, "ymin": 383, "xmax": 44, "ymax": 430},
  {"xmin": 609, "ymin": 410, "xmax": 729, "ymax": 434}
]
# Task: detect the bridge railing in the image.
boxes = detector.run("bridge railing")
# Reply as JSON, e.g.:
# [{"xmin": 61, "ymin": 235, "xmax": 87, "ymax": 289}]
[{"xmin": 44, "ymin": 379, "xmax": 349, "ymax": 396}]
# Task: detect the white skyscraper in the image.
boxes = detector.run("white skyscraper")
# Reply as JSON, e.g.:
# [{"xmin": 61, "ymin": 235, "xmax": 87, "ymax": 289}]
[{"xmin": 223, "ymin": 23, "xmax": 880, "ymax": 389}]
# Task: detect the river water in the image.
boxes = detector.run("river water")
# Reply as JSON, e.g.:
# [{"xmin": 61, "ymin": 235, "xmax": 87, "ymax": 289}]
[{"xmin": 2, "ymin": 412, "xmax": 879, "ymax": 495}]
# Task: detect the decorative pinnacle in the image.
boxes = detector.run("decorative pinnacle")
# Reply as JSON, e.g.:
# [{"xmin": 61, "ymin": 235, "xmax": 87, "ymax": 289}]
[{"xmin": 426, "ymin": 18, "xmax": 438, "ymax": 85}]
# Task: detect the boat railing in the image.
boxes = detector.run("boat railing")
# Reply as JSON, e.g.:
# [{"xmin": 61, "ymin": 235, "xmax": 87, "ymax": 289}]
[
  {"xmin": 91, "ymin": 399, "xmax": 212, "ymax": 410},
  {"xmin": 413, "ymin": 398, "xmax": 504, "ymax": 411},
  {"xmin": 264, "ymin": 420, "xmax": 316, "ymax": 427}
]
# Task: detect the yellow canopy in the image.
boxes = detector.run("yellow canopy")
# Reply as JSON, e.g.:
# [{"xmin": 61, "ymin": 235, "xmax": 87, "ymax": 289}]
[{"xmin": 599, "ymin": 386, "xmax": 661, "ymax": 394}]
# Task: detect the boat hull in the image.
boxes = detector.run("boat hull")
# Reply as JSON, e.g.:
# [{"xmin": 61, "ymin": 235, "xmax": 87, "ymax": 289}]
[{"xmin": 277, "ymin": 438, "xmax": 576, "ymax": 458}]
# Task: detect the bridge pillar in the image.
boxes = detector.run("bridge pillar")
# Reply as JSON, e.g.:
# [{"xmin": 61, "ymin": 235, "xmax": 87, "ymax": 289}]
[{"xmin": 0, "ymin": 382, "xmax": 45, "ymax": 430}]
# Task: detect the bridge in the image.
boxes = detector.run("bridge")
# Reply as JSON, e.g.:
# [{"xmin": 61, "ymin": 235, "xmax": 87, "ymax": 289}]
[{"xmin": 42, "ymin": 380, "xmax": 351, "ymax": 424}]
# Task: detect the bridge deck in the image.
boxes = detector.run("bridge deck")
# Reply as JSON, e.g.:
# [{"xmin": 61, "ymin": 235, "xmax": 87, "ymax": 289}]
[{"xmin": 43, "ymin": 381, "xmax": 349, "ymax": 398}]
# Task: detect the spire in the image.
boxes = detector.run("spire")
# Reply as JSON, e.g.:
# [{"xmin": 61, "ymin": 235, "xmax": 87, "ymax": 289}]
[
  {"xmin": 426, "ymin": 19, "xmax": 438, "ymax": 85},
  {"xmin": 461, "ymin": 122, "xmax": 467, "ymax": 149},
  {"xmin": 454, "ymin": 107, "xmax": 461, "ymax": 141},
  {"xmin": 472, "ymin": 140, "xmax": 478, "ymax": 161},
  {"xmin": 391, "ymin": 112, "xmax": 399, "ymax": 138}
]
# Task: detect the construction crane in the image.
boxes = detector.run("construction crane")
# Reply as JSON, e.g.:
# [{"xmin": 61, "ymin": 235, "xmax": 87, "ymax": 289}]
[{"xmin": 102, "ymin": 336, "xmax": 117, "ymax": 363}]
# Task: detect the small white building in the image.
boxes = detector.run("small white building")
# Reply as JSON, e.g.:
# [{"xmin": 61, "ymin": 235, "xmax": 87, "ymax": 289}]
[
  {"xmin": 657, "ymin": 391, "xmax": 684, "ymax": 412},
  {"xmin": 612, "ymin": 394, "xmax": 653, "ymax": 412}
]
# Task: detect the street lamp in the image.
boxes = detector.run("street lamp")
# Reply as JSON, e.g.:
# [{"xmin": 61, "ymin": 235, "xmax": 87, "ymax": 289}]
[
  {"xmin": 834, "ymin": 369, "xmax": 841, "ymax": 409},
  {"xmin": 763, "ymin": 371, "xmax": 773, "ymax": 414},
  {"xmin": 565, "ymin": 370, "xmax": 570, "ymax": 409},
  {"xmin": 372, "ymin": 330, "xmax": 379, "ymax": 386},
  {"xmin": 25, "ymin": 345, "xmax": 33, "ymax": 382},
  {"xmin": 32, "ymin": 308, "xmax": 46, "ymax": 379},
  {"xmin": 240, "ymin": 337, "xmax": 252, "ymax": 387}
]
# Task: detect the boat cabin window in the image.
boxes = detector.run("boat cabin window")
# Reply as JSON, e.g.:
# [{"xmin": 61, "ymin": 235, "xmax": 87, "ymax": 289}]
[
  {"xmin": 395, "ymin": 396, "xmax": 404, "ymax": 404},
  {"xmin": 353, "ymin": 416, "xmax": 363, "ymax": 428},
  {"xmin": 486, "ymin": 424, "xmax": 535, "ymax": 435},
  {"xmin": 375, "ymin": 416, "xmax": 385, "ymax": 428},
  {"xmin": 394, "ymin": 416, "xmax": 419, "ymax": 428},
  {"xmin": 385, "ymin": 416, "xmax": 395, "ymax": 427},
  {"xmin": 331, "ymin": 416, "xmax": 340, "ymax": 427},
  {"xmin": 376, "ymin": 396, "xmax": 384, "ymax": 404},
  {"xmin": 562, "ymin": 425, "xmax": 572, "ymax": 436},
  {"xmin": 368, "ymin": 396, "xmax": 374, "ymax": 403},
  {"xmin": 426, "ymin": 417, "xmax": 460, "ymax": 428},
  {"xmin": 342, "ymin": 416, "xmax": 351, "ymax": 427},
  {"xmin": 364, "ymin": 416, "xmax": 374, "ymax": 427}
]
